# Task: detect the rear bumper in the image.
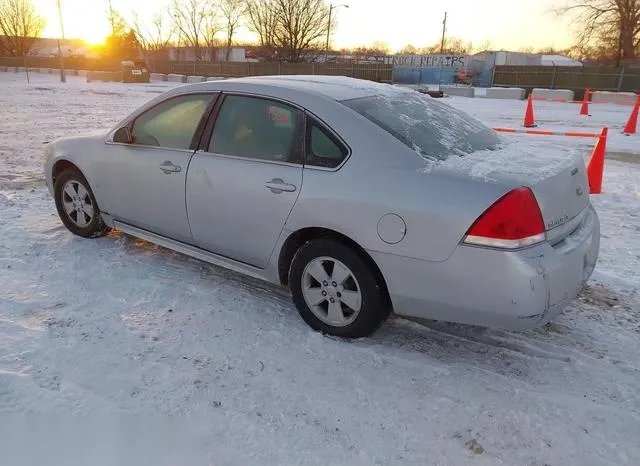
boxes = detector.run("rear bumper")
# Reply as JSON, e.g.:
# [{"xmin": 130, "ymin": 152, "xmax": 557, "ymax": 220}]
[{"xmin": 370, "ymin": 204, "xmax": 600, "ymax": 330}]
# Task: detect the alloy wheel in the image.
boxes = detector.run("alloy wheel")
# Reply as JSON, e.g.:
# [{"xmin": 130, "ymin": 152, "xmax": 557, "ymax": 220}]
[
  {"xmin": 301, "ymin": 256, "xmax": 362, "ymax": 327},
  {"xmin": 61, "ymin": 180, "xmax": 95, "ymax": 228}
]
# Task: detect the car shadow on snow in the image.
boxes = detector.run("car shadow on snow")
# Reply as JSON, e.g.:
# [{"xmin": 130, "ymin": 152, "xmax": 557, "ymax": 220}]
[
  {"xmin": 109, "ymin": 230, "xmax": 293, "ymax": 305},
  {"xmin": 107, "ymin": 231, "xmax": 631, "ymax": 379},
  {"xmin": 362, "ymin": 282, "xmax": 638, "ymax": 381}
]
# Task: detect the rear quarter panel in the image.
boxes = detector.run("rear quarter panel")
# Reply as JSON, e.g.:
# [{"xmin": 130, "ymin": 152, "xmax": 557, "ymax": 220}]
[{"xmin": 286, "ymin": 111, "xmax": 512, "ymax": 262}]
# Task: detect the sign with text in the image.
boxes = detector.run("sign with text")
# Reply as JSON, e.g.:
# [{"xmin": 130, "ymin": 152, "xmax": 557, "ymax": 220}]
[{"xmin": 391, "ymin": 54, "xmax": 470, "ymax": 68}]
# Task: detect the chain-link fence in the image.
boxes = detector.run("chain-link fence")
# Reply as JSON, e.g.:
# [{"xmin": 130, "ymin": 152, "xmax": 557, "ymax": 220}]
[
  {"xmin": 492, "ymin": 65, "xmax": 640, "ymax": 99},
  {"xmin": 0, "ymin": 56, "xmax": 392, "ymax": 83}
]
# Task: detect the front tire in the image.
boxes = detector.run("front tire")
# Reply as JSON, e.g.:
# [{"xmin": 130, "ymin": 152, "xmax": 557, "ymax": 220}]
[
  {"xmin": 54, "ymin": 168, "xmax": 109, "ymax": 238},
  {"xmin": 289, "ymin": 239, "xmax": 390, "ymax": 338}
]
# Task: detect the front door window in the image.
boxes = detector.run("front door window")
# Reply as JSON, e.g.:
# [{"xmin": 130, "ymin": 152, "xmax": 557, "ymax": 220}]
[{"xmin": 131, "ymin": 94, "xmax": 215, "ymax": 150}]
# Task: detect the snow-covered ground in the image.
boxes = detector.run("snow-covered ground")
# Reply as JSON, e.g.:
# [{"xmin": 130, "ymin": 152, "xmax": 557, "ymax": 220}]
[
  {"xmin": 1, "ymin": 71, "xmax": 639, "ymax": 465},
  {"xmin": 445, "ymin": 94, "xmax": 640, "ymax": 157}
]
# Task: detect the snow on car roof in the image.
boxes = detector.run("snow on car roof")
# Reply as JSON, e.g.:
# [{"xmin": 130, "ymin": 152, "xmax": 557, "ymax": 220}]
[{"xmin": 205, "ymin": 75, "xmax": 398, "ymax": 101}]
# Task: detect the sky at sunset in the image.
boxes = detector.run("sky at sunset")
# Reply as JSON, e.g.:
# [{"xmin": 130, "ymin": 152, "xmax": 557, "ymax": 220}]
[{"xmin": 36, "ymin": 0, "xmax": 576, "ymax": 52}]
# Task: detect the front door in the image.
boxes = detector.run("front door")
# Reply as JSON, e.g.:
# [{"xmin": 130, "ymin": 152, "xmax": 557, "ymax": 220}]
[
  {"xmin": 96, "ymin": 93, "xmax": 216, "ymax": 243},
  {"xmin": 186, "ymin": 94, "xmax": 304, "ymax": 268}
]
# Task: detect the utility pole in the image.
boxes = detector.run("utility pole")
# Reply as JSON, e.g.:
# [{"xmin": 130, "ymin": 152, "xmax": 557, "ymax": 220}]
[
  {"xmin": 56, "ymin": 0, "xmax": 66, "ymax": 83},
  {"xmin": 325, "ymin": 5, "xmax": 332, "ymax": 58},
  {"xmin": 438, "ymin": 11, "xmax": 447, "ymax": 92},
  {"xmin": 325, "ymin": 4, "xmax": 349, "ymax": 62},
  {"xmin": 440, "ymin": 11, "xmax": 447, "ymax": 55}
]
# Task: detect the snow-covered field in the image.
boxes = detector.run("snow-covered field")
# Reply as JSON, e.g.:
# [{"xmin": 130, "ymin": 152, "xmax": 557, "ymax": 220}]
[{"xmin": 1, "ymin": 72, "xmax": 639, "ymax": 465}]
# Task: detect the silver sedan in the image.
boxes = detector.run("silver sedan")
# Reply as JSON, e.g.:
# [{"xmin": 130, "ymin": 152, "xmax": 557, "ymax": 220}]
[{"xmin": 44, "ymin": 76, "xmax": 600, "ymax": 338}]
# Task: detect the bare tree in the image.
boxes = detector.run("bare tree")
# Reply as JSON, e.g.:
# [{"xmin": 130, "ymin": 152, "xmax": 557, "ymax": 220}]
[
  {"xmin": 107, "ymin": 0, "xmax": 125, "ymax": 36},
  {"xmin": 171, "ymin": 0, "xmax": 216, "ymax": 60},
  {"xmin": 348, "ymin": 41, "xmax": 390, "ymax": 60},
  {"xmin": 272, "ymin": 0, "xmax": 330, "ymax": 62},
  {"xmin": 202, "ymin": 5, "xmax": 223, "ymax": 61},
  {"xmin": 245, "ymin": 0, "xmax": 278, "ymax": 51},
  {"xmin": 132, "ymin": 10, "xmax": 175, "ymax": 58},
  {"xmin": 535, "ymin": 46, "xmax": 572, "ymax": 55},
  {"xmin": 568, "ymin": 42, "xmax": 615, "ymax": 60},
  {"xmin": 555, "ymin": 0, "xmax": 640, "ymax": 60},
  {"xmin": 220, "ymin": 0, "xmax": 246, "ymax": 60},
  {"xmin": 420, "ymin": 37, "xmax": 473, "ymax": 55},
  {"xmin": 368, "ymin": 41, "xmax": 391, "ymax": 56},
  {"xmin": 103, "ymin": 3, "xmax": 142, "ymax": 60},
  {"xmin": 0, "ymin": 0, "xmax": 45, "ymax": 56},
  {"xmin": 398, "ymin": 44, "xmax": 419, "ymax": 55},
  {"xmin": 472, "ymin": 40, "xmax": 493, "ymax": 53},
  {"xmin": 245, "ymin": 0, "xmax": 330, "ymax": 61}
]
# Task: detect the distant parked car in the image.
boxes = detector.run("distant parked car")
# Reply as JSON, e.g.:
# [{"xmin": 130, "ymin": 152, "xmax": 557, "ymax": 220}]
[
  {"xmin": 43, "ymin": 76, "xmax": 600, "ymax": 338},
  {"xmin": 121, "ymin": 59, "xmax": 150, "ymax": 83}
]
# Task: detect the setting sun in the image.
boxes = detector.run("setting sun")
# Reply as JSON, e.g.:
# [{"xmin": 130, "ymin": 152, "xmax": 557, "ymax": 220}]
[
  {"xmin": 75, "ymin": 24, "xmax": 111, "ymax": 46},
  {"xmin": 36, "ymin": 0, "xmax": 113, "ymax": 45}
]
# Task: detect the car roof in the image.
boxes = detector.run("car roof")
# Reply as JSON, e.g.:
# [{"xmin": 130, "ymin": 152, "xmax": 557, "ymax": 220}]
[{"xmin": 192, "ymin": 75, "xmax": 392, "ymax": 102}]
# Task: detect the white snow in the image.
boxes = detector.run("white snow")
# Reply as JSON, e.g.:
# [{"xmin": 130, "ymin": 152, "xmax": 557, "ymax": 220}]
[
  {"xmin": 1, "ymin": 71, "xmax": 639, "ymax": 465},
  {"xmin": 444, "ymin": 94, "xmax": 640, "ymax": 157}
]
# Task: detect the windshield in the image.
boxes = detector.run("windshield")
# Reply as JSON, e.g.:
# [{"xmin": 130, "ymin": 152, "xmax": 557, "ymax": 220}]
[{"xmin": 342, "ymin": 91, "xmax": 500, "ymax": 161}]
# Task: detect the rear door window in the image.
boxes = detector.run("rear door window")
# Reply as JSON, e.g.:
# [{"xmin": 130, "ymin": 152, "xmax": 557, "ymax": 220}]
[
  {"xmin": 305, "ymin": 119, "xmax": 348, "ymax": 168},
  {"xmin": 208, "ymin": 95, "xmax": 302, "ymax": 164}
]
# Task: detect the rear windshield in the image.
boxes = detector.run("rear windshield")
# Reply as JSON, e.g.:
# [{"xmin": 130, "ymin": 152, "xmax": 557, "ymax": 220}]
[{"xmin": 342, "ymin": 91, "xmax": 500, "ymax": 161}]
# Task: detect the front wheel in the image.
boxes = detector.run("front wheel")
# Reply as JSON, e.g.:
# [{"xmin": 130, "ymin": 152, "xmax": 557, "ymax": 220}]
[
  {"xmin": 54, "ymin": 168, "xmax": 110, "ymax": 238},
  {"xmin": 289, "ymin": 239, "xmax": 390, "ymax": 338}
]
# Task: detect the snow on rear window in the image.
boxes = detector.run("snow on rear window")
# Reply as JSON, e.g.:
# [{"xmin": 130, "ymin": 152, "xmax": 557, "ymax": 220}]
[{"xmin": 342, "ymin": 89, "xmax": 500, "ymax": 161}]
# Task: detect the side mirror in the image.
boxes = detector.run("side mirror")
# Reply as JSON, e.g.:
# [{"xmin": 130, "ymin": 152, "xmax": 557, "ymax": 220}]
[{"xmin": 113, "ymin": 126, "xmax": 132, "ymax": 144}]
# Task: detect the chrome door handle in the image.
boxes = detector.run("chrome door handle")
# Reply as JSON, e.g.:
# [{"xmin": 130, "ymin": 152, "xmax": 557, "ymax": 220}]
[
  {"xmin": 159, "ymin": 161, "xmax": 181, "ymax": 174},
  {"xmin": 265, "ymin": 178, "xmax": 297, "ymax": 193}
]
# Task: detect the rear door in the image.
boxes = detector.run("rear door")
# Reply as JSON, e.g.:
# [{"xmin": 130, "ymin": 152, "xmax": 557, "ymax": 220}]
[{"xmin": 186, "ymin": 94, "xmax": 304, "ymax": 268}]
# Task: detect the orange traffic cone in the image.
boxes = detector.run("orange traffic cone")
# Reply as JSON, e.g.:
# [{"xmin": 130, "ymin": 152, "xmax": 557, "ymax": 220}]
[
  {"xmin": 580, "ymin": 89, "xmax": 590, "ymax": 116},
  {"xmin": 622, "ymin": 95, "xmax": 639, "ymax": 135},
  {"xmin": 523, "ymin": 94, "xmax": 536, "ymax": 127},
  {"xmin": 586, "ymin": 127, "xmax": 608, "ymax": 194}
]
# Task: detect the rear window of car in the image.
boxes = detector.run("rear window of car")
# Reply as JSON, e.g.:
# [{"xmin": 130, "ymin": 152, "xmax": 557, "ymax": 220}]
[{"xmin": 341, "ymin": 91, "xmax": 500, "ymax": 161}]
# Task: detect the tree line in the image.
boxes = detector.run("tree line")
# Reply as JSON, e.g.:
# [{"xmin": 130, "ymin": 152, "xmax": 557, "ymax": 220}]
[
  {"xmin": 396, "ymin": 1, "xmax": 640, "ymax": 63},
  {"xmin": 0, "ymin": 0, "xmax": 336, "ymax": 62},
  {"xmin": 134, "ymin": 0, "xmax": 336, "ymax": 62},
  {"xmin": 0, "ymin": 0, "xmax": 639, "ymax": 63}
]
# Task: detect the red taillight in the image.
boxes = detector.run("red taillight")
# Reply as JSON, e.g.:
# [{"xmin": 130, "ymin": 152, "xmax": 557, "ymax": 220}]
[{"xmin": 463, "ymin": 187, "xmax": 545, "ymax": 249}]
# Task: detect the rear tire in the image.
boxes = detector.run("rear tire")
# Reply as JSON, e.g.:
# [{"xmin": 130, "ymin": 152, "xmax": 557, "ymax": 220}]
[
  {"xmin": 54, "ymin": 168, "xmax": 110, "ymax": 238},
  {"xmin": 289, "ymin": 239, "xmax": 390, "ymax": 338}
]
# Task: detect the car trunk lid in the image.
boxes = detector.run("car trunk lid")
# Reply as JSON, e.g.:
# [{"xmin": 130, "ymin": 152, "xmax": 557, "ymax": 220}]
[
  {"xmin": 436, "ymin": 138, "xmax": 590, "ymax": 239},
  {"xmin": 529, "ymin": 160, "xmax": 589, "ymax": 240}
]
